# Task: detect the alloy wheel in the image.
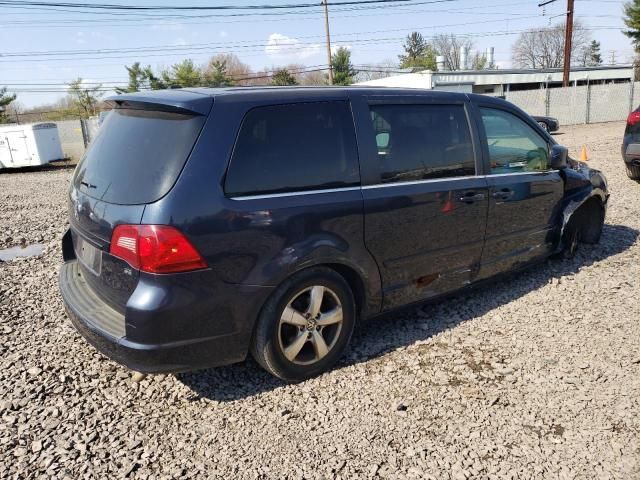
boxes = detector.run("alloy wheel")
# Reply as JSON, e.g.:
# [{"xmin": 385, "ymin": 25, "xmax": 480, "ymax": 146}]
[{"xmin": 277, "ymin": 285, "xmax": 344, "ymax": 365}]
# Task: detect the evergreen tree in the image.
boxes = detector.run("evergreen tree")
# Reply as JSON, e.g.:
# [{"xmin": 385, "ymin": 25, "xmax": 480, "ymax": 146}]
[
  {"xmin": 399, "ymin": 32, "xmax": 437, "ymax": 70},
  {"xmin": 0, "ymin": 87, "xmax": 17, "ymax": 124},
  {"xmin": 581, "ymin": 40, "xmax": 603, "ymax": 66},
  {"xmin": 161, "ymin": 59, "xmax": 202, "ymax": 88},
  {"xmin": 116, "ymin": 63, "xmax": 148, "ymax": 93},
  {"xmin": 331, "ymin": 47, "xmax": 356, "ymax": 86},
  {"xmin": 624, "ymin": 0, "xmax": 640, "ymax": 52},
  {"xmin": 471, "ymin": 52, "xmax": 488, "ymax": 70},
  {"xmin": 203, "ymin": 60, "xmax": 234, "ymax": 87},
  {"xmin": 271, "ymin": 68, "xmax": 298, "ymax": 86}
]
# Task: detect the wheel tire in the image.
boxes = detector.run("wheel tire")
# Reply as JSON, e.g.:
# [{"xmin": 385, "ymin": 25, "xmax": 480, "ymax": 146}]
[
  {"xmin": 560, "ymin": 217, "xmax": 581, "ymax": 259},
  {"xmin": 625, "ymin": 163, "xmax": 640, "ymax": 180},
  {"xmin": 580, "ymin": 202, "xmax": 604, "ymax": 244},
  {"xmin": 250, "ymin": 267, "xmax": 356, "ymax": 382},
  {"xmin": 538, "ymin": 121, "xmax": 549, "ymax": 132}
]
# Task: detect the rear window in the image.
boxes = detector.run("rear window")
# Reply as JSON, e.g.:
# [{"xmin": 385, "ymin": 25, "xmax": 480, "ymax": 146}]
[
  {"xmin": 224, "ymin": 101, "xmax": 359, "ymax": 197},
  {"xmin": 73, "ymin": 108, "xmax": 206, "ymax": 205}
]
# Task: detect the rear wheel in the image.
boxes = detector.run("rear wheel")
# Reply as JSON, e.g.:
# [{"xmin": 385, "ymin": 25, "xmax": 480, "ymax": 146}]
[
  {"xmin": 625, "ymin": 163, "xmax": 640, "ymax": 180},
  {"xmin": 538, "ymin": 121, "xmax": 549, "ymax": 132},
  {"xmin": 250, "ymin": 267, "xmax": 356, "ymax": 382}
]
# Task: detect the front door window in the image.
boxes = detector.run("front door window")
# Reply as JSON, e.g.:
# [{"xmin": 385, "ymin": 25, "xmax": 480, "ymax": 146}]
[{"xmin": 480, "ymin": 108, "xmax": 550, "ymax": 173}]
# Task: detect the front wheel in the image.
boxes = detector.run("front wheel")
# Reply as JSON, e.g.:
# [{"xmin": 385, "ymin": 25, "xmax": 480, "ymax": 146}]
[
  {"xmin": 250, "ymin": 267, "xmax": 356, "ymax": 382},
  {"xmin": 558, "ymin": 200, "xmax": 604, "ymax": 258}
]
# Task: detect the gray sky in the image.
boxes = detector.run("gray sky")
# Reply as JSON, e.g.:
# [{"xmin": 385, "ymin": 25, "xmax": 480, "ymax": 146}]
[{"xmin": 0, "ymin": 0, "xmax": 632, "ymax": 109}]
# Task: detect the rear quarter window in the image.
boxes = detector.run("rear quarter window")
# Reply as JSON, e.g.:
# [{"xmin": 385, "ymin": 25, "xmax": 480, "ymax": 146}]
[
  {"xmin": 73, "ymin": 108, "xmax": 205, "ymax": 205},
  {"xmin": 224, "ymin": 101, "xmax": 360, "ymax": 197}
]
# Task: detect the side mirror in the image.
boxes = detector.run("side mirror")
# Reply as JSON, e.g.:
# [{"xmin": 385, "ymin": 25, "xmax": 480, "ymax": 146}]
[{"xmin": 550, "ymin": 144, "xmax": 568, "ymax": 169}]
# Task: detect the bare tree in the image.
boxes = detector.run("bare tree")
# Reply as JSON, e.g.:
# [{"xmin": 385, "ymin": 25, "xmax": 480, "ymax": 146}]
[
  {"xmin": 298, "ymin": 70, "xmax": 329, "ymax": 86},
  {"xmin": 67, "ymin": 78, "xmax": 104, "ymax": 118},
  {"xmin": 433, "ymin": 34, "xmax": 474, "ymax": 70},
  {"xmin": 355, "ymin": 59, "xmax": 401, "ymax": 82},
  {"xmin": 512, "ymin": 21, "xmax": 590, "ymax": 69},
  {"xmin": 203, "ymin": 53, "xmax": 253, "ymax": 85}
]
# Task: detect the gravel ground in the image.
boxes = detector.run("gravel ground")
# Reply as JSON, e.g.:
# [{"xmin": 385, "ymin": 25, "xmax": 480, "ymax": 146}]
[{"xmin": 1, "ymin": 121, "xmax": 638, "ymax": 479}]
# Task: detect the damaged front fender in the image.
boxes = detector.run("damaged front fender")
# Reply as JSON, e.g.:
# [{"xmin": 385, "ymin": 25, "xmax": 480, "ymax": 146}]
[{"xmin": 558, "ymin": 161, "xmax": 609, "ymax": 239}]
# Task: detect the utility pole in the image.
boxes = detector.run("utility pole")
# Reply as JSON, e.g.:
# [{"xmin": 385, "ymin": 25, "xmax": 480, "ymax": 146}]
[
  {"xmin": 322, "ymin": 0, "xmax": 334, "ymax": 84},
  {"xmin": 562, "ymin": 0, "xmax": 574, "ymax": 87},
  {"xmin": 539, "ymin": 0, "xmax": 574, "ymax": 87}
]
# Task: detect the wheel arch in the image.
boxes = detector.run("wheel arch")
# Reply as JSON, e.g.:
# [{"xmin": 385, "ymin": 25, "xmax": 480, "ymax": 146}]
[
  {"xmin": 560, "ymin": 192, "xmax": 605, "ymax": 240},
  {"xmin": 324, "ymin": 262, "xmax": 369, "ymax": 318},
  {"xmin": 255, "ymin": 258, "xmax": 382, "ymax": 329}
]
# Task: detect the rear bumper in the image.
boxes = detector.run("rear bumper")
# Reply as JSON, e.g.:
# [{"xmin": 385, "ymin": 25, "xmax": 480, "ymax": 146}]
[
  {"xmin": 59, "ymin": 260, "xmax": 257, "ymax": 373},
  {"xmin": 623, "ymin": 142, "xmax": 640, "ymax": 165}
]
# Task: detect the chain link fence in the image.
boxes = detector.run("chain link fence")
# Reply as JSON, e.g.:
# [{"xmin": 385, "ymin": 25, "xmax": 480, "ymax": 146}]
[
  {"xmin": 48, "ymin": 117, "xmax": 100, "ymax": 162},
  {"xmin": 504, "ymin": 82, "xmax": 639, "ymax": 126}
]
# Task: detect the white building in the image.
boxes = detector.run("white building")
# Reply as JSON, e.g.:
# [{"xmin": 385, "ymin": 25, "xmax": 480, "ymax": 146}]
[{"xmin": 357, "ymin": 65, "xmax": 635, "ymax": 96}]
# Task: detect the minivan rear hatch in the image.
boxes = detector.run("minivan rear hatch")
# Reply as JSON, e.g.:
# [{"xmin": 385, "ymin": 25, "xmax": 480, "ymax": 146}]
[
  {"xmin": 73, "ymin": 96, "xmax": 211, "ymax": 205},
  {"xmin": 68, "ymin": 92, "xmax": 212, "ymax": 313}
]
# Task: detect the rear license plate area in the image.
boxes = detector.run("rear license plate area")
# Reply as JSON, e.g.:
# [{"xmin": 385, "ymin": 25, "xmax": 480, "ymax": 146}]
[{"xmin": 74, "ymin": 235, "xmax": 102, "ymax": 276}]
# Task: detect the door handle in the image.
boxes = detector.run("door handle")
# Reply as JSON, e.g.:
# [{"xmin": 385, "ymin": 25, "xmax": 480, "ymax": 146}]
[
  {"xmin": 458, "ymin": 192, "xmax": 485, "ymax": 203},
  {"xmin": 491, "ymin": 188, "xmax": 514, "ymax": 200}
]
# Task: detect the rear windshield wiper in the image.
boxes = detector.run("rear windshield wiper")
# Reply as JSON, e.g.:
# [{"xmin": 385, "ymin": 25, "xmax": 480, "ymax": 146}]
[{"xmin": 80, "ymin": 181, "xmax": 97, "ymax": 189}]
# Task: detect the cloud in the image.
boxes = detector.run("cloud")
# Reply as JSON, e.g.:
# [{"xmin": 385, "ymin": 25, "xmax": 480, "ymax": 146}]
[
  {"xmin": 173, "ymin": 37, "xmax": 188, "ymax": 46},
  {"xmin": 265, "ymin": 33, "xmax": 322, "ymax": 61}
]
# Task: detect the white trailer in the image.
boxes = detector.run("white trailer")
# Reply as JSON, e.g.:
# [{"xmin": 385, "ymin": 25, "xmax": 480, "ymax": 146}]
[{"xmin": 0, "ymin": 123, "xmax": 64, "ymax": 168}]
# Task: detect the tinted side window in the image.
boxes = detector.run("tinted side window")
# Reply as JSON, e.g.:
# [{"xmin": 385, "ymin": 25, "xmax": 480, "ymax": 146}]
[
  {"xmin": 369, "ymin": 104, "xmax": 475, "ymax": 183},
  {"xmin": 225, "ymin": 102, "xmax": 359, "ymax": 196},
  {"xmin": 480, "ymin": 108, "xmax": 550, "ymax": 173}
]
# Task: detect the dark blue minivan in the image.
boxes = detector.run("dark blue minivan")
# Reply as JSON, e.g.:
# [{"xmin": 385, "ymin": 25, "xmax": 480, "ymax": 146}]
[{"xmin": 59, "ymin": 87, "xmax": 608, "ymax": 381}]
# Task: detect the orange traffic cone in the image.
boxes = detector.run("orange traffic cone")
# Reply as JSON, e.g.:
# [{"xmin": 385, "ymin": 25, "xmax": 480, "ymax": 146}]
[{"xmin": 579, "ymin": 145, "xmax": 589, "ymax": 162}]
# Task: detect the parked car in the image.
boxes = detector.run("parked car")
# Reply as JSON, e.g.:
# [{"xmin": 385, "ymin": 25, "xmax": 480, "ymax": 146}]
[
  {"xmin": 622, "ymin": 109, "xmax": 640, "ymax": 180},
  {"xmin": 59, "ymin": 87, "xmax": 609, "ymax": 382},
  {"xmin": 532, "ymin": 115, "xmax": 560, "ymax": 133}
]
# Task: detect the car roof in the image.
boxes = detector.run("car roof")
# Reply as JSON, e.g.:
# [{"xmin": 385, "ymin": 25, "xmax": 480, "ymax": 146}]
[{"xmin": 106, "ymin": 86, "xmax": 487, "ymax": 114}]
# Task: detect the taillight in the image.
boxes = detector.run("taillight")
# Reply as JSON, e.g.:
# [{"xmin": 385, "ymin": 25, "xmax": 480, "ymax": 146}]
[
  {"xmin": 110, "ymin": 225, "xmax": 207, "ymax": 274},
  {"xmin": 627, "ymin": 111, "xmax": 640, "ymax": 126}
]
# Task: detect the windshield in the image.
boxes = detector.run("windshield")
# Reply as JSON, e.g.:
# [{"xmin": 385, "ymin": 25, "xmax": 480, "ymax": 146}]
[{"xmin": 73, "ymin": 108, "xmax": 206, "ymax": 205}]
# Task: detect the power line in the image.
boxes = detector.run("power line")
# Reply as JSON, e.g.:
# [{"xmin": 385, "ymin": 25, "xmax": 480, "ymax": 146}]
[
  {"xmin": 0, "ymin": 22, "xmax": 618, "ymax": 59},
  {"xmin": 0, "ymin": 14, "xmax": 543, "ymax": 58},
  {"xmin": 0, "ymin": 0, "xmax": 450, "ymax": 12},
  {"xmin": 0, "ymin": 25, "xmax": 621, "ymax": 64},
  {"xmin": 0, "ymin": 1, "xmax": 532, "ymax": 27}
]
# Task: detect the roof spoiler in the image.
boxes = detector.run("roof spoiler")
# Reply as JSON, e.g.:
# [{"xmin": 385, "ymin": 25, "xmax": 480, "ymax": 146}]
[{"xmin": 105, "ymin": 90, "xmax": 213, "ymax": 116}]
